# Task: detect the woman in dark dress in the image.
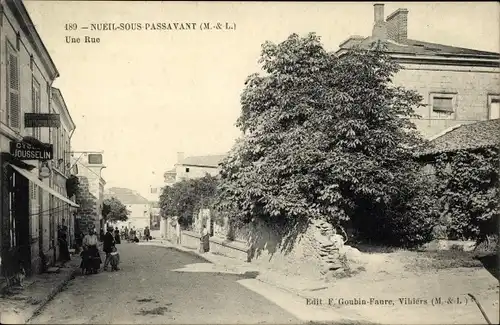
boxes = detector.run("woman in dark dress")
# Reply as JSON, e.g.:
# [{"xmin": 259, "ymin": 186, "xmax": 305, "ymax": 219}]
[
  {"xmin": 114, "ymin": 227, "xmax": 121, "ymax": 244},
  {"xmin": 81, "ymin": 228, "xmax": 101, "ymax": 274},
  {"xmin": 58, "ymin": 225, "xmax": 71, "ymax": 262}
]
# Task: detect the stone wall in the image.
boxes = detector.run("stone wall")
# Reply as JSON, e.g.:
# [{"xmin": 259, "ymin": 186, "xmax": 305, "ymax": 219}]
[
  {"xmin": 234, "ymin": 218, "xmax": 347, "ymax": 280},
  {"xmin": 170, "ymin": 206, "xmax": 350, "ymax": 281},
  {"xmin": 393, "ymin": 64, "xmax": 499, "ymax": 139},
  {"xmin": 75, "ymin": 176, "xmax": 99, "ymax": 234}
]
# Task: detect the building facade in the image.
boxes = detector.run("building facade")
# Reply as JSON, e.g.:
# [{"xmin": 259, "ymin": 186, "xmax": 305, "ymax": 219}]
[
  {"xmin": 0, "ymin": 0, "xmax": 78, "ymax": 278},
  {"xmin": 168, "ymin": 152, "xmax": 226, "ymax": 183},
  {"xmin": 337, "ymin": 4, "xmax": 500, "ymax": 139},
  {"xmin": 73, "ymin": 152, "xmax": 106, "ymax": 236},
  {"xmin": 145, "ymin": 181, "xmax": 163, "ymax": 229},
  {"xmin": 105, "ymin": 187, "xmax": 151, "ymax": 231}
]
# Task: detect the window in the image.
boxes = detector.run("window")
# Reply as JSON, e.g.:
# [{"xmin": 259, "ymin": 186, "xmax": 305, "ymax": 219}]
[
  {"xmin": 151, "ymin": 187, "xmax": 158, "ymax": 194},
  {"xmin": 430, "ymin": 93, "xmax": 456, "ymax": 120},
  {"xmin": 32, "ymin": 78, "xmax": 41, "ymax": 139},
  {"xmin": 488, "ymin": 95, "xmax": 500, "ymax": 120},
  {"xmin": 185, "ymin": 167, "xmax": 190, "ymax": 173},
  {"xmin": 7, "ymin": 43, "xmax": 20, "ymax": 129}
]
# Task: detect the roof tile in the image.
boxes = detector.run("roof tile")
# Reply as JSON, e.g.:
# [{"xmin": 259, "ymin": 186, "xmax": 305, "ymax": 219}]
[
  {"xmin": 179, "ymin": 154, "xmax": 227, "ymax": 168},
  {"xmin": 417, "ymin": 119, "xmax": 500, "ymax": 156},
  {"xmin": 105, "ymin": 187, "xmax": 150, "ymax": 204}
]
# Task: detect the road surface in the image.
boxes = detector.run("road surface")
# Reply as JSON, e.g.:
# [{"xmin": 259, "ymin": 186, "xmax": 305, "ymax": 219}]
[{"xmin": 29, "ymin": 243, "xmax": 304, "ymax": 324}]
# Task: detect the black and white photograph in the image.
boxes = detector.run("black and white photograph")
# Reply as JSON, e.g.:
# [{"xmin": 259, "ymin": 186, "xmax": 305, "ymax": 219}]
[{"xmin": 0, "ymin": 1, "xmax": 498, "ymax": 324}]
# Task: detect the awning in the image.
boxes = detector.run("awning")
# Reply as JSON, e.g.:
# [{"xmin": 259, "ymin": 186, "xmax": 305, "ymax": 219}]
[{"xmin": 9, "ymin": 164, "xmax": 80, "ymax": 208}]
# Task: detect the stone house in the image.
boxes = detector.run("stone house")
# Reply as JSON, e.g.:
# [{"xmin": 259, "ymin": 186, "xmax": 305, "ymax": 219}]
[
  {"xmin": 169, "ymin": 151, "xmax": 227, "ymax": 183},
  {"xmin": 105, "ymin": 187, "xmax": 151, "ymax": 231},
  {"xmin": 0, "ymin": 0, "xmax": 78, "ymax": 277},
  {"xmin": 159, "ymin": 152, "xmax": 226, "ymax": 238},
  {"xmin": 72, "ymin": 152, "xmax": 106, "ymax": 236},
  {"xmin": 337, "ymin": 3, "xmax": 500, "ymax": 139}
]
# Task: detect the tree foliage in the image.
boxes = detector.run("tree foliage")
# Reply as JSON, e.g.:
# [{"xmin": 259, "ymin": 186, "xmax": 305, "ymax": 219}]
[
  {"xmin": 159, "ymin": 174, "xmax": 219, "ymax": 228},
  {"xmin": 216, "ymin": 33, "xmax": 430, "ymax": 246},
  {"xmin": 432, "ymin": 148, "xmax": 499, "ymax": 240},
  {"xmin": 102, "ymin": 197, "xmax": 129, "ymax": 222}
]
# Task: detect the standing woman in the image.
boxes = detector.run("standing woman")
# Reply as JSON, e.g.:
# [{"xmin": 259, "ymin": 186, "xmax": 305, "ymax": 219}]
[
  {"xmin": 58, "ymin": 224, "xmax": 71, "ymax": 262},
  {"xmin": 82, "ymin": 228, "xmax": 101, "ymax": 274},
  {"xmin": 114, "ymin": 227, "xmax": 121, "ymax": 244},
  {"xmin": 199, "ymin": 225, "xmax": 210, "ymax": 253}
]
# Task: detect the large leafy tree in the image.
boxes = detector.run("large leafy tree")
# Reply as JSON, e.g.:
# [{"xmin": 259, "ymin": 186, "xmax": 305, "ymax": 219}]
[
  {"xmin": 159, "ymin": 174, "xmax": 219, "ymax": 228},
  {"xmin": 102, "ymin": 197, "xmax": 129, "ymax": 222},
  {"xmin": 217, "ymin": 33, "xmax": 430, "ymax": 245}
]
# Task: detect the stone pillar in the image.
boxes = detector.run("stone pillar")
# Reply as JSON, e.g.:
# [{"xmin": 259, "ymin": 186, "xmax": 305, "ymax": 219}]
[
  {"xmin": 176, "ymin": 220, "xmax": 181, "ymax": 244},
  {"xmin": 160, "ymin": 218, "xmax": 167, "ymax": 238}
]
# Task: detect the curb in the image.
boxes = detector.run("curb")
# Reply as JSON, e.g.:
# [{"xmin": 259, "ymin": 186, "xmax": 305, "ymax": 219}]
[
  {"xmin": 137, "ymin": 241, "xmax": 216, "ymax": 264},
  {"xmin": 24, "ymin": 267, "xmax": 78, "ymax": 324}
]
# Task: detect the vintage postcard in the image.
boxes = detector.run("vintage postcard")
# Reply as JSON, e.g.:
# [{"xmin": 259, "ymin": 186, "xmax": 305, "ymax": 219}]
[{"xmin": 0, "ymin": 1, "xmax": 498, "ymax": 324}]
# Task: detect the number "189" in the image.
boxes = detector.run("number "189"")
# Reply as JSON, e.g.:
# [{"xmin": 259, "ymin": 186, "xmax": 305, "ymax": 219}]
[{"xmin": 65, "ymin": 23, "xmax": 77, "ymax": 31}]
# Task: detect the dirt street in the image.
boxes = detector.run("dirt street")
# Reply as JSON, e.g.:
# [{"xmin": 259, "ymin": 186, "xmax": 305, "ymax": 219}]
[{"xmin": 29, "ymin": 243, "xmax": 301, "ymax": 324}]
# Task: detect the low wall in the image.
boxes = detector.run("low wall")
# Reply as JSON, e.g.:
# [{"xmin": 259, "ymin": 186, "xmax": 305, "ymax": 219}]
[
  {"xmin": 209, "ymin": 237, "xmax": 249, "ymax": 261},
  {"xmin": 175, "ymin": 214, "xmax": 347, "ymax": 281},
  {"xmin": 180, "ymin": 230, "xmax": 200, "ymax": 250}
]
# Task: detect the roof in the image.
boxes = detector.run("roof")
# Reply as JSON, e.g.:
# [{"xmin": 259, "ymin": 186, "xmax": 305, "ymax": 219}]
[
  {"xmin": 178, "ymin": 154, "xmax": 227, "ymax": 168},
  {"xmin": 51, "ymin": 88, "xmax": 76, "ymax": 131},
  {"xmin": 164, "ymin": 168, "xmax": 176, "ymax": 174},
  {"xmin": 417, "ymin": 119, "xmax": 500, "ymax": 157},
  {"xmin": 338, "ymin": 36, "xmax": 500, "ymax": 59},
  {"xmin": 105, "ymin": 187, "xmax": 150, "ymax": 205},
  {"xmin": 9, "ymin": 1, "xmax": 59, "ymax": 79}
]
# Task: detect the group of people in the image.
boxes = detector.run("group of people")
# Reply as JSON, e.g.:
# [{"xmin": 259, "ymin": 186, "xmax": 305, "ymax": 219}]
[
  {"xmin": 118, "ymin": 226, "xmax": 151, "ymax": 243},
  {"xmin": 79, "ymin": 225, "xmax": 152, "ymax": 274},
  {"xmin": 80, "ymin": 226, "xmax": 121, "ymax": 274}
]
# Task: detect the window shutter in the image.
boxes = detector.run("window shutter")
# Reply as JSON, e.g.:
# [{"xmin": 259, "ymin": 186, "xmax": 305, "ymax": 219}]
[
  {"xmin": 29, "ymin": 182, "xmax": 40, "ymax": 238},
  {"xmin": 36, "ymin": 88, "xmax": 41, "ymax": 138},
  {"xmin": 8, "ymin": 53, "xmax": 20, "ymax": 129},
  {"xmin": 32, "ymin": 82, "xmax": 36, "ymax": 137},
  {"xmin": 490, "ymin": 101, "xmax": 500, "ymax": 120},
  {"xmin": 433, "ymin": 97, "xmax": 453, "ymax": 112}
]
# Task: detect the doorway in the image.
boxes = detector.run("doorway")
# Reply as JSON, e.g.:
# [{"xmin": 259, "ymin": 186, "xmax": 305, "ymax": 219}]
[{"xmin": 10, "ymin": 170, "xmax": 31, "ymax": 275}]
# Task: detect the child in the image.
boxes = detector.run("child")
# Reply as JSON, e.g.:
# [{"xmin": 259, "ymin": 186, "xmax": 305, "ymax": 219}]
[{"xmin": 109, "ymin": 246, "xmax": 120, "ymax": 271}]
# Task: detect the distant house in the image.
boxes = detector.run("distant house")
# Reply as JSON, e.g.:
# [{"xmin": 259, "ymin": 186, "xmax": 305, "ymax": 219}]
[
  {"xmin": 105, "ymin": 187, "xmax": 151, "ymax": 230},
  {"xmin": 338, "ymin": 3, "xmax": 500, "ymax": 139},
  {"xmin": 163, "ymin": 152, "xmax": 227, "ymax": 184},
  {"xmin": 163, "ymin": 168, "xmax": 176, "ymax": 186}
]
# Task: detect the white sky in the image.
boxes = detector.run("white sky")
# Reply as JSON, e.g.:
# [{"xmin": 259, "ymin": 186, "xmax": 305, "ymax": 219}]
[{"xmin": 24, "ymin": 1, "xmax": 499, "ymax": 197}]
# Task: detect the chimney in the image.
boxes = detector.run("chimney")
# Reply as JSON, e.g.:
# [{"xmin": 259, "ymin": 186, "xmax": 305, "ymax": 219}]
[
  {"xmin": 372, "ymin": 4, "xmax": 388, "ymax": 39},
  {"xmin": 386, "ymin": 8, "xmax": 409, "ymax": 44},
  {"xmin": 176, "ymin": 152, "xmax": 184, "ymax": 164}
]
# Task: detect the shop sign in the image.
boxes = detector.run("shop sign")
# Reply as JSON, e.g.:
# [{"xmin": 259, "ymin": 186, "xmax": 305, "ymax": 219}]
[
  {"xmin": 88, "ymin": 153, "xmax": 103, "ymax": 164},
  {"xmin": 10, "ymin": 141, "xmax": 53, "ymax": 161},
  {"xmin": 24, "ymin": 113, "xmax": 61, "ymax": 128}
]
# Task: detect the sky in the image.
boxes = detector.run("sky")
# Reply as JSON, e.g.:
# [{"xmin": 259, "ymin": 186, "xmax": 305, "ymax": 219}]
[{"xmin": 24, "ymin": 1, "xmax": 499, "ymax": 197}]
